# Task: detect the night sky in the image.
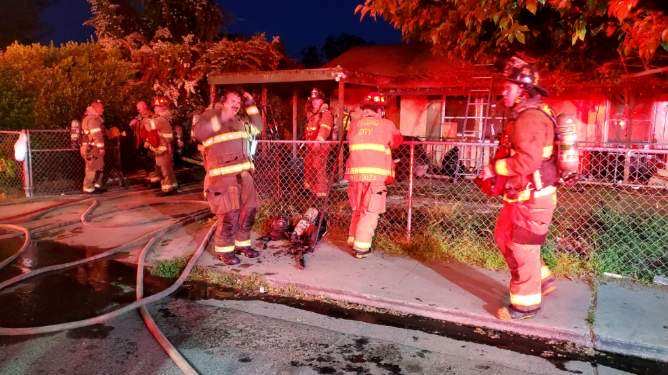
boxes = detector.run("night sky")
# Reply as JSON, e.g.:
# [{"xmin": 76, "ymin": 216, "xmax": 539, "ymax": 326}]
[{"xmin": 40, "ymin": 0, "xmax": 401, "ymax": 57}]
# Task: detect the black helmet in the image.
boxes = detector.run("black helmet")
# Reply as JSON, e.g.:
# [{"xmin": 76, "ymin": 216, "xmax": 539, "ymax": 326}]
[
  {"xmin": 503, "ymin": 56, "xmax": 548, "ymax": 97},
  {"xmin": 269, "ymin": 216, "xmax": 289, "ymax": 240}
]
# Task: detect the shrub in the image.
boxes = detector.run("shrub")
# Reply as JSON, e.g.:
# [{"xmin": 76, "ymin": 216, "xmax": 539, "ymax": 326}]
[{"xmin": 0, "ymin": 42, "xmax": 150, "ymax": 130}]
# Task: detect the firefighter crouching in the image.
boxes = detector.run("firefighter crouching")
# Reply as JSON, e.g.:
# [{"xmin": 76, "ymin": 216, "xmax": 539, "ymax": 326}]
[
  {"xmin": 478, "ymin": 57, "xmax": 559, "ymax": 320},
  {"xmin": 146, "ymin": 96, "xmax": 178, "ymax": 195},
  {"xmin": 80, "ymin": 100, "xmax": 106, "ymax": 194},
  {"xmin": 346, "ymin": 92, "xmax": 403, "ymax": 259},
  {"xmin": 303, "ymin": 88, "xmax": 334, "ymax": 199},
  {"xmin": 193, "ymin": 88, "xmax": 263, "ymax": 265}
]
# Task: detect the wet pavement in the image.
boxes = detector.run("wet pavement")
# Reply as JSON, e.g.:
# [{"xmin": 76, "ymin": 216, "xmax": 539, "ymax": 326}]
[{"xmin": 0, "ymin": 238, "xmax": 653, "ymax": 374}]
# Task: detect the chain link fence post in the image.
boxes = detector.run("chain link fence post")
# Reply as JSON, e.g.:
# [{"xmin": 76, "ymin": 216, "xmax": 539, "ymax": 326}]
[
  {"xmin": 23, "ymin": 130, "xmax": 33, "ymax": 198},
  {"xmin": 406, "ymin": 142, "xmax": 414, "ymax": 241}
]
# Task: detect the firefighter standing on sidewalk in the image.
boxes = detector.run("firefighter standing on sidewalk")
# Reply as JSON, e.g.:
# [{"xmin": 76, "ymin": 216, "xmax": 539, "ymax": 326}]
[
  {"xmin": 346, "ymin": 92, "xmax": 402, "ymax": 259},
  {"xmin": 193, "ymin": 88, "xmax": 263, "ymax": 265},
  {"xmin": 80, "ymin": 100, "xmax": 106, "ymax": 194},
  {"xmin": 146, "ymin": 96, "xmax": 178, "ymax": 195},
  {"xmin": 303, "ymin": 88, "xmax": 334, "ymax": 200},
  {"xmin": 479, "ymin": 57, "xmax": 558, "ymax": 320}
]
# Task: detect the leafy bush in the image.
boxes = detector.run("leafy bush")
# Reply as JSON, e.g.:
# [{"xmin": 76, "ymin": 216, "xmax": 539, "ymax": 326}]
[{"xmin": 0, "ymin": 42, "xmax": 150, "ymax": 130}]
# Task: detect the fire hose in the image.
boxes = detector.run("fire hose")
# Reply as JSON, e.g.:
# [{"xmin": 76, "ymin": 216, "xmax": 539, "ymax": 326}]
[{"xmin": 0, "ymin": 194, "xmax": 215, "ymax": 374}]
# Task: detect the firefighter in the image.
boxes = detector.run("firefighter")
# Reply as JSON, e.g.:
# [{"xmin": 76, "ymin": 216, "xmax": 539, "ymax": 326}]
[
  {"xmin": 303, "ymin": 88, "xmax": 334, "ymax": 199},
  {"xmin": 479, "ymin": 56, "xmax": 558, "ymax": 320},
  {"xmin": 346, "ymin": 92, "xmax": 403, "ymax": 259},
  {"xmin": 129, "ymin": 101, "xmax": 155, "ymax": 181},
  {"xmin": 80, "ymin": 100, "xmax": 106, "ymax": 194},
  {"xmin": 193, "ymin": 88, "xmax": 263, "ymax": 265},
  {"xmin": 146, "ymin": 96, "xmax": 178, "ymax": 195},
  {"xmin": 103, "ymin": 125, "xmax": 128, "ymax": 187}
]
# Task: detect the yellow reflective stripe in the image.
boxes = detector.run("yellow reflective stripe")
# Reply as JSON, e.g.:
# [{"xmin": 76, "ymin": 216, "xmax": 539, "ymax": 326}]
[
  {"xmin": 503, "ymin": 185, "xmax": 556, "ymax": 203},
  {"xmin": 214, "ymin": 245, "xmax": 235, "ymax": 253},
  {"xmin": 320, "ymin": 123, "xmax": 332, "ymax": 130},
  {"xmin": 353, "ymin": 240, "xmax": 371, "ymax": 250},
  {"xmin": 89, "ymin": 128, "xmax": 102, "ymax": 134},
  {"xmin": 155, "ymin": 146, "xmax": 167, "ymax": 152},
  {"xmin": 541, "ymin": 266, "xmax": 552, "ymax": 280},
  {"xmin": 209, "ymin": 161, "xmax": 254, "ymax": 177},
  {"xmin": 348, "ymin": 167, "xmax": 392, "ymax": 176},
  {"xmin": 235, "ymin": 239, "xmax": 252, "ymax": 247},
  {"xmin": 246, "ymin": 105, "xmax": 259, "ymax": 115},
  {"xmin": 95, "ymin": 143, "xmax": 105, "ymax": 148},
  {"xmin": 350, "ymin": 144, "xmax": 390, "ymax": 155},
  {"xmin": 543, "ymin": 145, "xmax": 553, "ymax": 158},
  {"xmin": 203, "ymin": 131, "xmax": 248, "ymax": 147},
  {"xmin": 510, "ymin": 293, "xmax": 541, "ymax": 307},
  {"xmin": 495, "ymin": 158, "xmax": 511, "ymax": 176},
  {"xmin": 149, "ymin": 119, "xmax": 157, "ymax": 130},
  {"xmin": 160, "ymin": 132, "xmax": 173, "ymax": 139}
]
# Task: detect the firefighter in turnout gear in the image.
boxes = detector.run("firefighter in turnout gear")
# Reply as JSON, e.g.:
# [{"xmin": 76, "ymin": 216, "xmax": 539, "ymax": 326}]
[
  {"xmin": 80, "ymin": 100, "xmax": 106, "ymax": 194},
  {"xmin": 304, "ymin": 88, "xmax": 334, "ymax": 199},
  {"xmin": 147, "ymin": 96, "xmax": 178, "ymax": 195},
  {"xmin": 129, "ymin": 101, "xmax": 155, "ymax": 177},
  {"xmin": 479, "ymin": 56, "xmax": 558, "ymax": 320},
  {"xmin": 193, "ymin": 88, "xmax": 263, "ymax": 265},
  {"xmin": 346, "ymin": 92, "xmax": 403, "ymax": 259}
]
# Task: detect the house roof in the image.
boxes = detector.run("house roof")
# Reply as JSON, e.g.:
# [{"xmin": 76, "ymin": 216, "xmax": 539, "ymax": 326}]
[
  {"xmin": 326, "ymin": 45, "xmax": 496, "ymax": 94},
  {"xmin": 327, "ymin": 45, "xmax": 668, "ymax": 99}
]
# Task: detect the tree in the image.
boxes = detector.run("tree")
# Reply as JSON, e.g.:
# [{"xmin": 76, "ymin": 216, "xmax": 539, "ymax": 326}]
[
  {"xmin": 322, "ymin": 33, "xmax": 370, "ymax": 61},
  {"xmin": 355, "ymin": 0, "xmax": 668, "ymax": 71},
  {"xmin": 0, "ymin": 0, "xmax": 53, "ymax": 49},
  {"xmin": 86, "ymin": 0, "xmax": 225, "ymax": 42}
]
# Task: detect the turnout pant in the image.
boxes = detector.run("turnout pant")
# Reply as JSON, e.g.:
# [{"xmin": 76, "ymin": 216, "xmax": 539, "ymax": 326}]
[
  {"xmin": 81, "ymin": 146, "xmax": 104, "ymax": 193},
  {"xmin": 304, "ymin": 144, "xmax": 330, "ymax": 197},
  {"xmin": 153, "ymin": 152, "xmax": 177, "ymax": 192},
  {"xmin": 206, "ymin": 171, "xmax": 258, "ymax": 254},
  {"xmin": 494, "ymin": 191, "xmax": 557, "ymax": 312},
  {"xmin": 347, "ymin": 181, "xmax": 387, "ymax": 253}
]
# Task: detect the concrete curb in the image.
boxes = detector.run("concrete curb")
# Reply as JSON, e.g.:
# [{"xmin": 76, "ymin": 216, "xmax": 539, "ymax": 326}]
[
  {"xmin": 261, "ymin": 276, "xmax": 594, "ymax": 349},
  {"xmin": 594, "ymin": 335, "xmax": 668, "ymax": 363}
]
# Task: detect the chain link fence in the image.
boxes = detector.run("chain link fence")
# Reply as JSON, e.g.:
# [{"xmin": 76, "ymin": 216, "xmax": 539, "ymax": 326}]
[
  {"xmin": 28, "ymin": 130, "xmax": 84, "ymax": 195},
  {"xmin": 1, "ymin": 132, "xmax": 666, "ymax": 281},
  {"xmin": 252, "ymin": 140, "xmax": 668, "ymax": 282},
  {"xmin": 0, "ymin": 131, "xmax": 25, "ymax": 199}
]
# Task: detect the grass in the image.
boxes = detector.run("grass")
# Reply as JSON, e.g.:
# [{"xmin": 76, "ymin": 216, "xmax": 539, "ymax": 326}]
[
  {"xmin": 150, "ymin": 257, "xmax": 188, "ymax": 279},
  {"xmin": 253, "ymin": 184, "xmax": 668, "ymax": 282}
]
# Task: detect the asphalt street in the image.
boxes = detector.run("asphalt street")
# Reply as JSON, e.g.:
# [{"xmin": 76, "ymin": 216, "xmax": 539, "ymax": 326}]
[{"xmin": 0, "ymin": 298, "xmax": 631, "ymax": 375}]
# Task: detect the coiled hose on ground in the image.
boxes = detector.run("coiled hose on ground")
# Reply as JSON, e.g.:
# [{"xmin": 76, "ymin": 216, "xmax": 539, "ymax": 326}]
[{"xmin": 0, "ymin": 191, "xmax": 214, "ymax": 374}]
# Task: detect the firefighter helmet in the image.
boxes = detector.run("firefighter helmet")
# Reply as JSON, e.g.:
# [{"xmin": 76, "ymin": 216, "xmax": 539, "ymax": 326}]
[
  {"xmin": 153, "ymin": 96, "xmax": 170, "ymax": 108},
  {"xmin": 269, "ymin": 216, "xmax": 290, "ymax": 240},
  {"xmin": 503, "ymin": 56, "xmax": 548, "ymax": 96},
  {"xmin": 361, "ymin": 91, "xmax": 386, "ymax": 110}
]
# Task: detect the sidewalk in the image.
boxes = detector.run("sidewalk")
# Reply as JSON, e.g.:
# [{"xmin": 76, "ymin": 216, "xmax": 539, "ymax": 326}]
[{"xmin": 2, "ymin": 192, "xmax": 666, "ymax": 364}]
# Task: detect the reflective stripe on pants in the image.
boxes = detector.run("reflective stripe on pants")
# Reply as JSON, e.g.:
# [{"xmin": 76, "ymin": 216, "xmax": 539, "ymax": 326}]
[
  {"xmin": 347, "ymin": 181, "xmax": 387, "ymax": 253},
  {"xmin": 494, "ymin": 192, "xmax": 556, "ymax": 311}
]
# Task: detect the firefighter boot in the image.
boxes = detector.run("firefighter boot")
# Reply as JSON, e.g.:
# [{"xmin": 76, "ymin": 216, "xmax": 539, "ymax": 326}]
[
  {"xmin": 217, "ymin": 252, "xmax": 241, "ymax": 265},
  {"xmin": 235, "ymin": 247, "xmax": 259, "ymax": 258},
  {"xmin": 353, "ymin": 249, "xmax": 371, "ymax": 259},
  {"xmin": 496, "ymin": 306, "xmax": 540, "ymax": 321}
]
